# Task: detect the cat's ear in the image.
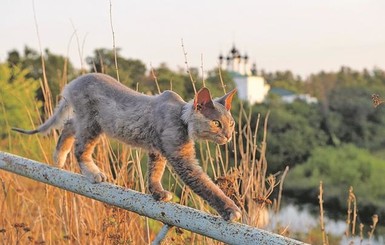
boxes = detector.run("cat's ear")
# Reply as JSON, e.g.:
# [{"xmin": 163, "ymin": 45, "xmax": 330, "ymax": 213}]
[
  {"xmin": 194, "ymin": 88, "xmax": 214, "ymax": 111},
  {"xmin": 215, "ymin": 88, "xmax": 237, "ymax": 111}
]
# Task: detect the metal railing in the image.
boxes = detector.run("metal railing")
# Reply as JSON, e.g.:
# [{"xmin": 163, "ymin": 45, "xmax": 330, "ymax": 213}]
[{"xmin": 0, "ymin": 151, "xmax": 307, "ymax": 245}]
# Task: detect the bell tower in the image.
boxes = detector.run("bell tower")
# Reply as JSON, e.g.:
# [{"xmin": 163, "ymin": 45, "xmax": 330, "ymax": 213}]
[{"xmin": 219, "ymin": 45, "xmax": 270, "ymax": 104}]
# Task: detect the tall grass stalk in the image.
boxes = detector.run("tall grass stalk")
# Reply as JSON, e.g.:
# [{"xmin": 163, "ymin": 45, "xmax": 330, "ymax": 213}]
[
  {"xmin": 32, "ymin": 0, "xmax": 53, "ymax": 119},
  {"xmin": 319, "ymin": 181, "xmax": 329, "ymax": 245},
  {"xmin": 109, "ymin": 0, "xmax": 120, "ymax": 82},
  {"xmin": 346, "ymin": 186, "xmax": 357, "ymax": 237}
]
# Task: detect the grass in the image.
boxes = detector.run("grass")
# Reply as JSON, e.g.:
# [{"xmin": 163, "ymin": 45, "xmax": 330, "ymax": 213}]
[
  {"xmin": 2, "ymin": 58, "xmax": 382, "ymax": 244},
  {"xmin": 318, "ymin": 183, "xmax": 380, "ymax": 245},
  {"xmin": 0, "ymin": 63, "xmax": 287, "ymax": 244},
  {"xmin": 0, "ymin": 6, "xmax": 381, "ymax": 243}
]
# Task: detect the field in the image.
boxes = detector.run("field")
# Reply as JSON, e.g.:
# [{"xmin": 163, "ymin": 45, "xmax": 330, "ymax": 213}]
[
  {"xmin": 0, "ymin": 79, "xmax": 289, "ymax": 244},
  {"xmin": 0, "ymin": 13, "xmax": 381, "ymax": 243}
]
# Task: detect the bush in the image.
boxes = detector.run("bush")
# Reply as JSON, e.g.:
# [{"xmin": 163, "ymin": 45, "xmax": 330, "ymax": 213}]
[
  {"xmin": 0, "ymin": 64, "xmax": 42, "ymax": 139},
  {"xmin": 285, "ymin": 144, "xmax": 385, "ymax": 220}
]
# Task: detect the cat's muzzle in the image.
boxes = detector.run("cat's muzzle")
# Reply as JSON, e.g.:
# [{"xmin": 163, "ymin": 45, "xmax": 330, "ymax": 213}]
[{"xmin": 216, "ymin": 135, "xmax": 232, "ymax": 145}]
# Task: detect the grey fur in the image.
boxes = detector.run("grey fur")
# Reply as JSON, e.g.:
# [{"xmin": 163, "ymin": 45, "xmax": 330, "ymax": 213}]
[
  {"xmin": 12, "ymin": 99, "xmax": 72, "ymax": 135},
  {"xmin": 13, "ymin": 73, "xmax": 241, "ymax": 221}
]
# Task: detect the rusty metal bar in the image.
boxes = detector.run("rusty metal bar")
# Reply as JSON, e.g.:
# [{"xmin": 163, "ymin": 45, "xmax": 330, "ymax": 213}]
[{"xmin": 0, "ymin": 151, "xmax": 307, "ymax": 245}]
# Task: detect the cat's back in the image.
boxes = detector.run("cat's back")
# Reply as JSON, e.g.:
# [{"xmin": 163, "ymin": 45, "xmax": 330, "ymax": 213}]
[
  {"xmin": 156, "ymin": 90, "xmax": 185, "ymax": 105},
  {"xmin": 151, "ymin": 90, "xmax": 187, "ymax": 128},
  {"xmin": 63, "ymin": 73, "xmax": 139, "ymax": 97}
]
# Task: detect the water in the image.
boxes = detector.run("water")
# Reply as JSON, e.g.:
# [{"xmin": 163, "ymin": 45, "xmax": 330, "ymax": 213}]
[{"xmin": 267, "ymin": 203, "xmax": 384, "ymax": 245}]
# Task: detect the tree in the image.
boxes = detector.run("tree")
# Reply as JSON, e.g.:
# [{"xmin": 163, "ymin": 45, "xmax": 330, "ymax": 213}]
[
  {"xmin": 138, "ymin": 65, "xmax": 236, "ymax": 102},
  {"xmin": 261, "ymin": 101, "xmax": 328, "ymax": 172},
  {"xmin": 205, "ymin": 69, "xmax": 236, "ymax": 98},
  {"xmin": 326, "ymin": 85, "xmax": 385, "ymax": 150},
  {"xmin": 285, "ymin": 144, "xmax": 385, "ymax": 220},
  {"xmin": 7, "ymin": 47, "xmax": 76, "ymax": 103},
  {"xmin": 0, "ymin": 64, "xmax": 42, "ymax": 139},
  {"xmin": 86, "ymin": 48, "xmax": 146, "ymax": 88},
  {"xmin": 141, "ymin": 63, "xmax": 192, "ymax": 96},
  {"xmin": 265, "ymin": 70, "xmax": 304, "ymax": 94}
]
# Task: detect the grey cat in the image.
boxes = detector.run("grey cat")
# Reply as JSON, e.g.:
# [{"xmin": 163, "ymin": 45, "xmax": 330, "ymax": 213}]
[{"xmin": 13, "ymin": 73, "xmax": 241, "ymax": 221}]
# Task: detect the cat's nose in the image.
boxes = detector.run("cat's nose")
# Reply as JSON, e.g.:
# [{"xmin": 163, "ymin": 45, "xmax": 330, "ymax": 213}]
[{"xmin": 225, "ymin": 132, "xmax": 232, "ymax": 142}]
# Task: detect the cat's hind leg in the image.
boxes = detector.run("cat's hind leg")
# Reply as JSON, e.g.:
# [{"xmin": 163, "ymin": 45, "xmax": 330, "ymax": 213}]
[
  {"xmin": 148, "ymin": 151, "xmax": 172, "ymax": 202},
  {"xmin": 74, "ymin": 125, "xmax": 107, "ymax": 183},
  {"xmin": 54, "ymin": 119, "xmax": 75, "ymax": 168}
]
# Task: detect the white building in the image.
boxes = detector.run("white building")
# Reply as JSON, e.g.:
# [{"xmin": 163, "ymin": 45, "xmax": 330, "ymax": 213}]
[
  {"xmin": 269, "ymin": 88, "xmax": 318, "ymax": 104},
  {"xmin": 219, "ymin": 45, "xmax": 270, "ymax": 104},
  {"xmin": 232, "ymin": 73, "xmax": 270, "ymax": 104}
]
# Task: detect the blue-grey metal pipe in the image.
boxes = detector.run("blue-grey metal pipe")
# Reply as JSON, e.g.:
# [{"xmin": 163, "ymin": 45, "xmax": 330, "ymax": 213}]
[{"xmin": 0, "ymin": 151, "xmax": 307, "ymax": 245}]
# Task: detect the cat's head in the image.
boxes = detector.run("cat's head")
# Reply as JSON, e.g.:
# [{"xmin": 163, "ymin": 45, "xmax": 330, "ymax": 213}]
[{"xmin": 182, "ymin": 88, "xmax": 237, "ymax": 145}]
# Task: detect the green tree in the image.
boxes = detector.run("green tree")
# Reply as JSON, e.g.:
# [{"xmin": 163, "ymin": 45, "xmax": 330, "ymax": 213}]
[
  {"xmin": 248, "ymin": 101, "xmax": 327, "ymax": 172},
  {"xmin": 7, "ymin": 47, "xmax": 76, "ymax": 103},
  {"xmin": 139, "ymin": 65, "xmax": 235, "ymax": 102},
  {"xmin": 0, "ymin": 64, "xmax": 42, "ymax": 139},
  {"xmin": 86, "ymin": 48, "xmax": 146, "ymax": 88},
  {"xmin": 141, "ymin": 63, "xmax": 193, "ymax": 97},
  {"xmin": 286, "ymin": 144, "xmax": 385, "ymax": 216},
  {"xmin": 266, "ymin": 70, "xmax": 304, "ymax": 94},
  {"xmin": 205, "ymin": 69, "xmax": 236, "ymax": 98},
  {"xmin": 326, "ymin": 85, "xmax": 385, "ymax": 150}
]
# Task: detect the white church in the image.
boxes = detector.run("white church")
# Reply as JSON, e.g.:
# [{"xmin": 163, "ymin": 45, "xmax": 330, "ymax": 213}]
[{"xmin": 219, "ymin": 45, "xmax": 270, "ymax": 104}]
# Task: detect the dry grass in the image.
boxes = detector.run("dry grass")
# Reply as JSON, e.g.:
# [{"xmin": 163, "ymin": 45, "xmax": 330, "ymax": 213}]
[
  {"xmin": 4, "ymin": 51, "xmax": 382, "ymax": 244},
  {"xmin": 0, "ymin": 8, "xmax": 286, "ymax": 242},
  {"xmin": 0, "ymin": 64, "xmax": 286, "ymax": 244},
  {"xmin": 318, "ymin": 181, "xmax": 329, "ymax": 245},
  {"xmin": 318, "ymin": 183, "xmax": 379, "ymax": 245}
]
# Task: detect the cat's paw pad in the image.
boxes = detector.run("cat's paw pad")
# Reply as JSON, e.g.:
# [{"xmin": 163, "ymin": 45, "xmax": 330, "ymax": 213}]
[{"xmin": 152, "ymin": 190, "xmax": 173, "ymax": 202}]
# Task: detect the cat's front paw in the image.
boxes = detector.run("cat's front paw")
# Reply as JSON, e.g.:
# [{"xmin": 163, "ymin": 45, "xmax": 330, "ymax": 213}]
[
  {"xmin": 228, "ymin": 208, "xmax": 242, "ymax": 221},
  {"xmin": 152, "ymin": 190, "xmax": 173, "ymax": 202},
  {"xmin": 83, "ymin": 171, "xmax": 107, "ymax": 183},
  {"xmin": 53, "ymin": 151, "xmax": 66, "ymax": 168},
  {"xmin": 221, "ymin": 206, "xmax": 242, "ymax": 221},
  {"xmin": 79, "ymin": 163, "xmax": 107, "ymax": 183},
  {"xmin": 92, "ymin": 172, "xmax": 107, "ymax": 183}
]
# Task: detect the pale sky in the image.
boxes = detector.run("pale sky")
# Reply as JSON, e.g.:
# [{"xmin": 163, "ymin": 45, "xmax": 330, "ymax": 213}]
[{"xmin": 2, "ymin": 0, "xmax": 385, "ymax": 78}]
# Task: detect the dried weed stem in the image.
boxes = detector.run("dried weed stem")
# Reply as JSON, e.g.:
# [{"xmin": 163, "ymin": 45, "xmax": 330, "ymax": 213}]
[
  {"xmin": 319, "ymin": 181, "xmax": 329, "ymax": 245},
  {"xmin": 181, "ymin": 39, "xmax": 197, "ymax": 94},
  {"xmin": 109, "ymin": 0, "xmax": 120, "ymax": 82}
]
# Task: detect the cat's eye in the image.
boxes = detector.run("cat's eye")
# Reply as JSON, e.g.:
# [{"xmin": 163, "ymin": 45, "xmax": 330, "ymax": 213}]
[{"xmin": 212, "ymin": 120, "xmax": 222, "ymax": 128}]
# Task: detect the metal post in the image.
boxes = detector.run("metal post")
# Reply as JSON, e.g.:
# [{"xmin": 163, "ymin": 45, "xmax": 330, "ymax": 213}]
[
  {"xmin": 151, "ymin": 224, "xmax": 173, "ymax": 245},
  {"xmin": 0, "ymin": 151, "xmax": 308, "ymax": 245}
]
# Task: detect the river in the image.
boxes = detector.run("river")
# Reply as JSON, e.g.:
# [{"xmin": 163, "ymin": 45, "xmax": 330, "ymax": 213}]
[{"xmin": 267, "ymin": 203, "xmax": 384, "ymax": 245}]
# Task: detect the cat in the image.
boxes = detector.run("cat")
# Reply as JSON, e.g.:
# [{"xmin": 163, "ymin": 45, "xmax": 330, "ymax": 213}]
[{"xmin": 12, "ymin": 73, "xmax": 241, "ymax": 221}]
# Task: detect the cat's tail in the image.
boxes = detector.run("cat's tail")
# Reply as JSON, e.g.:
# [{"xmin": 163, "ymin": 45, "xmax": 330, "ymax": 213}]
[{"xmin": 12, "ymin": 98, "xmax": 72, "ymax": 135}]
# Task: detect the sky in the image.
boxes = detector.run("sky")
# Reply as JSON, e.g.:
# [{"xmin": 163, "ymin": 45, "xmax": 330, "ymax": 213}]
[{"xmin": 2, "ymin": 0, "xmax": 385, "ymax": 78}]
